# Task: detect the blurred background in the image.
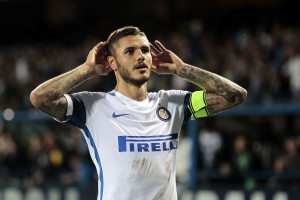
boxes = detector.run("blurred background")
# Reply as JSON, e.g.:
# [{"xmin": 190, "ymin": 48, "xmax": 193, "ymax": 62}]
[{"xmin": 0, "ymin": 0, "xmax": 300, "ymax": 199}]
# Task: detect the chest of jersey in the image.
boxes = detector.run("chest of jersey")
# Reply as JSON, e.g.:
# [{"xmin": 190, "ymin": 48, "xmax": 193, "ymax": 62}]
[
  {"xmin": 87, "ymin": 93, "xmax": 181, "ymax": 154},
  {"xmin": 74, "ymin": 91, "xmax": 187, "ymax": 200}
]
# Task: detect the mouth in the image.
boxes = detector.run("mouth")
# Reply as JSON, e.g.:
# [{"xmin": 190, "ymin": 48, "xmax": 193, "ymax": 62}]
[{"xmin": 134, "ymin": 63, "xmax": 148, "ymax": 70}]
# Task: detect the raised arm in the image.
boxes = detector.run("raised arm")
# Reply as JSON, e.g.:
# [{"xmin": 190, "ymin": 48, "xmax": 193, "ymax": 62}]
[
  {"xmin": 151, "ymin": 40, "xmax": 247, "ymax": 115},
  {"xmin": 30, "ymin": 42, "xmax": 111, "ymax": 121}
]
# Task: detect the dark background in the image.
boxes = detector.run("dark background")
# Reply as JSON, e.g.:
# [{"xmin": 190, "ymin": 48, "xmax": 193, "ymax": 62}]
[
  {"xmin": 1, "ymin": 0, "xmax": 300, "ymax": 199},
  {"xmin": 0, "ymin": 0, "xmax": 298, "ymax": 44}
]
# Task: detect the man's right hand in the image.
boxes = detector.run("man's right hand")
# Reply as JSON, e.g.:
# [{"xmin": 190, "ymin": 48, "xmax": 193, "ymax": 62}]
[
  {"xmin": 30, "ymin": 42, "xmax": 112, "ymax": 121},
  {"xmin": 84, "ymin": 41, "xmax": 112, "ymax": 75}
]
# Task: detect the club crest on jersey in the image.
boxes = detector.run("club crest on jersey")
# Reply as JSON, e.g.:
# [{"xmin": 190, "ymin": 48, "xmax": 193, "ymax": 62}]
[{"xmin": 156, "ymin": 107, "xmax": 171, "ymax": 121}]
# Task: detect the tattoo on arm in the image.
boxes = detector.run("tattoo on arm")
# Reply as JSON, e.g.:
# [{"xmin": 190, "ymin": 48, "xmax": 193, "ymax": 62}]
[
  {"xmin": 178, "ymin": 64, "xmax": 246, "ymax": 114},
  {"xmin": 38, "ymin": 96, "xmax": 67, "ymax": 120},
  {"xmin": 31, "ymin": 64, "xmax": 95, "ymax": 120}
]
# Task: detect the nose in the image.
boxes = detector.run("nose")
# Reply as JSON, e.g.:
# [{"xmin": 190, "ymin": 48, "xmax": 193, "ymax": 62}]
[{"xmin": 136, "ymin": 49, "xmax": 145, "ymax": 62}]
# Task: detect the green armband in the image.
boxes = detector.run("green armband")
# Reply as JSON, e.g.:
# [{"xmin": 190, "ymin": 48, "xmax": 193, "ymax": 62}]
[{"xmin": 188, "ymin": 91, "xmax": 209, "ymax": 118}]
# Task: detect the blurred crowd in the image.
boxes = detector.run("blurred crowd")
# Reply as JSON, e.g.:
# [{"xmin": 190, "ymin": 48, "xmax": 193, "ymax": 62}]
[
  {"xmin": 0, "ymin": 121, "xmax": 97, "ymax": 189},
  {"xmin": 1, "ymin": 20, "xmax": 300, "ymax": 110},
  {"xmin": 1, "ymin": 19, "xmax": 300, "ymax": 190},
  {"xmin": 190, "ymin": 118, "xmax": 300, "ymax": 190}
]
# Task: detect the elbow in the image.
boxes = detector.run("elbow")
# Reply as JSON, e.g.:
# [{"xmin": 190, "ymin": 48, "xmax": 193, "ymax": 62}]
[
  {"xmin": 30, "ymin": 90, "xmax": 43, "ymax": 109},
  {"xmin": 236, "ymin": 87, "xmax": 247, "ymax": 105},
  {"xmin": 241, "ymin": 87, "xmax": 248, "ymax": 102}
]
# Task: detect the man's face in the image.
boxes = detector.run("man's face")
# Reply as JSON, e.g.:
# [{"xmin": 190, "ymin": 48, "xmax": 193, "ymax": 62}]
[{"xmin": 110, "ymin": 35, "xmax": 152, "ymax": 86}]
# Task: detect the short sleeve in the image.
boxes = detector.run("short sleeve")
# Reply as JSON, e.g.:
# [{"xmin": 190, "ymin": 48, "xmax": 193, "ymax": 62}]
[
  {"xmin": 64, "ymin": 92, "xmax": 106, "ymax": 128},
  {"xmin": 64, "ymin": 93, "xmax": 87, "ymax": 128}
]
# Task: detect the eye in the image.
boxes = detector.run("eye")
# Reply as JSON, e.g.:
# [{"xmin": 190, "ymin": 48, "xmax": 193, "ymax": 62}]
[
  {"xmin": 141, "ymin": 47, "xmax": 150, "ymax": 54},
  {"xmin": 125, "ymin": 50, "xmax": 134, "ymax": 55}
]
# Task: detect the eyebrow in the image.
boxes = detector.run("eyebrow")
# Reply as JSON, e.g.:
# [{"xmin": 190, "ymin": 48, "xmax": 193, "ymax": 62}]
[
  {"xmin": 123, "ymin": 45, "xmax": 150, "ymax": 52},
  {"xmin": 123, "ymin": 46, "xmax": 135, "ymax": 52}
]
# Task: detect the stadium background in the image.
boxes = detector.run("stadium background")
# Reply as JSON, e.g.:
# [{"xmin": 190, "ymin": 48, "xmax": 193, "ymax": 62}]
[{"xmin": 0, "ymin": 0, "xmax": 300, "ymax": 199}]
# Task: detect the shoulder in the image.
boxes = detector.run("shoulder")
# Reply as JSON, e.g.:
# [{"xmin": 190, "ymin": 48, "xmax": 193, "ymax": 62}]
[
  {"xmin": 65, "ymin": 91, "xmax": 108, "ymax": 125},
  {"xmin": 148, "ymin": 90, "xmax": 191, "ymax": 106},
  {"xmin": 68, "ymin": 91, "xmax": 108, "ymax": 111},
  {"xmin": 148, "ymin": 90, "xmax": 190, "ymax": 98},
  {"xmin": 69, "ymin": 91, "xmax": 107, "ymax": 103},
  {"xmin": 71, "ymin": 91, "xmax": 106, "ymax": 98}
]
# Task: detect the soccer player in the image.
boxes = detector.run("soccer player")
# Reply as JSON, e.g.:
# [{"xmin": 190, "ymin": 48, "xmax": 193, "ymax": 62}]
[{"xmin": 30, "ymin": 26, "xmax": 247, "ymax": 200}]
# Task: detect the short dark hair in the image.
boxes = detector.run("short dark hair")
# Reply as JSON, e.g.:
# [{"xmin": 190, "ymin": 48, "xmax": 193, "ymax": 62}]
[{"xmin": 107, "ymin": 26, "xmax": 147, "ymax": 56}]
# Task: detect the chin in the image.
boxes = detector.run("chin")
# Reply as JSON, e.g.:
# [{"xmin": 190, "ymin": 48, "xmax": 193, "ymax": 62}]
[{"xmin": 129, "ymin": 76, "xmax": 150, "ymax": 86}]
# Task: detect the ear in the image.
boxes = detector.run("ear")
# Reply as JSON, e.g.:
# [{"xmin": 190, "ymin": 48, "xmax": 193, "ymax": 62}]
[{"xmin": 107, "ymin": 56, "xmax": 117, "ymax": 71}]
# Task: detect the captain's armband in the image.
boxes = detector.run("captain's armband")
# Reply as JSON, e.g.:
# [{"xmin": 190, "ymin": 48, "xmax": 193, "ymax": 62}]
[{"xmin": 187, "ymin": 91, "xmax": 209, "ymax": 118}]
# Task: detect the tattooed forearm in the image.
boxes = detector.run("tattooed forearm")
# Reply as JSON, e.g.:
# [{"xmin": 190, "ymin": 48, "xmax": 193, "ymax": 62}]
[
  {"xmin": 178, "ymin": 64, "xmax": 212, "ymax": 89},
  {"xmin": 38, "ymin": 65, "xmax": 94, "ymax": 97},
  {"xmin": 177, "ymin": 64, "xmax": 247, "ymax": 114},
  {"xmin": 38, "ymin": 97, "xmax": 67, "ymax": 120},
  {"xmin": 30, "ymin": 64, "xmax": 96, "ymax": 120}
]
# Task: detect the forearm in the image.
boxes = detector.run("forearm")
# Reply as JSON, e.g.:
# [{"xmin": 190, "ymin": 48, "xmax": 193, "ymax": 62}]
[
  {"xmin": 177, "ymin": 63, "xmax": 239, "ymax": 90},
  {"xmin": 30, "ymin": 64, "xmax": 96, "ymax": 116},
  {"xmin": 176, "ymin": 63, "xmax": 247, "ymax": 113}
]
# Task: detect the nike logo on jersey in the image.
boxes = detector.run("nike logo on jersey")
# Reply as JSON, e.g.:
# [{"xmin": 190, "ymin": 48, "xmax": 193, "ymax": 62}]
[{"xmin": 112, "ymin": 112, "xmax": 129, "ymax": 118}]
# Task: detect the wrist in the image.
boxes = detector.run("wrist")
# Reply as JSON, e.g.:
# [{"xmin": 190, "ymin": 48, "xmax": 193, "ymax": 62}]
[
  {"xmin": 80, "ymin": 63, "xmax": 98, "ymax": 78},
  {"xmin": 174, "ymin": 62, "xmax": 185, "ymax": 76}
]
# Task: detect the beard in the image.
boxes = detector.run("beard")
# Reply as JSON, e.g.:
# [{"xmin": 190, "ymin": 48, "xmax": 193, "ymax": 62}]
[{"xmin": 116, "ymin": 60, "xmax": 150, "ymax": 87}]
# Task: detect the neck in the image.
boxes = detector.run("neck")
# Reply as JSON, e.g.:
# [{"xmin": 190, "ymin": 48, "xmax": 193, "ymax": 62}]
[{"xmin": 115, "ymin": 82, "xmax": 148, "ymax": 101}]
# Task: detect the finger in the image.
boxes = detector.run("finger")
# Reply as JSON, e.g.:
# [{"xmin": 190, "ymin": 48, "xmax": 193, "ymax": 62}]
[
  {"xmin": 150, "ymin": 43, "xmax": 160, "ymax": 54},
  {"xmin": 159, "ymin": 63, "xmax": 170, "ymax": 67},
  {"xmin": 98, "ymin": 42, "xmax": 108, "ymax": 53},
  {"xmin": 151, "ymin": 64, "xmax": 157, "ymax": 69},
  {"xmin": 155, "ymin": 40, "xmax": 168, "ymax": 52},
  {"xmin": 96, "ymin": 43, "xmax": 109, "ymax": 56},
  {"xmin": 151, "ymin": 51, "xmax": 158, "ymax": 59},
  {"xmin": 96, "ymin": 42, "xmax": 107, "ymax": 50},
  {"xmin": 151, "ymin": 65, "xmax": 159, "ymax": 73},
  {"xmin": 95, "ymin": 42, "xmax": 108, "ymax": 55},
  {"xmin": 94, "ymin": 42, "xmax": 105, "ymax": 50}
]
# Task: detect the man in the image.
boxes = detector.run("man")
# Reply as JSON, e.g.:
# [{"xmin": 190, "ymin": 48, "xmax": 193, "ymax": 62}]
[{"xmin": 30, "ymin": 26, "xmax": 247, "ymax": 200}]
